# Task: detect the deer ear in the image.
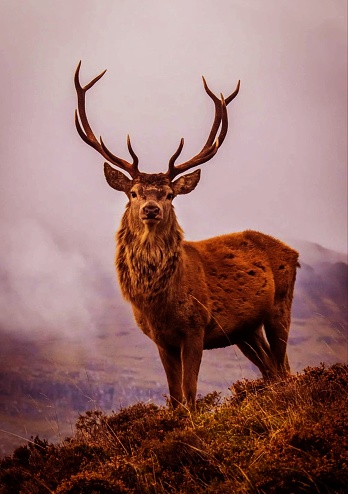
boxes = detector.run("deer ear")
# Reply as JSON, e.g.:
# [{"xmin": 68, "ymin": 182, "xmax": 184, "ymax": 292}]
[
  {"xmin": 172, "ymin": 169, "xmax": 201, "ymax": 196},
  {"xmin": 104, "ymin": 163, "xmax": 132, "ymax": 193}
]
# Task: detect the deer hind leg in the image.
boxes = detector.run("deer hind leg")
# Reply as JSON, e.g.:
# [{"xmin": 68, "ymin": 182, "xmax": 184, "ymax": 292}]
[
  {"xmin": 236, "ymin": 326, "xmax": 276, "ymax": 379},
  {"xmin": 264, "ymin": 300, "xmax": 291, "ymax": 376},
  {"xmin": 158, "ymin": 346, "xmax": 183, "ymax": 409}
]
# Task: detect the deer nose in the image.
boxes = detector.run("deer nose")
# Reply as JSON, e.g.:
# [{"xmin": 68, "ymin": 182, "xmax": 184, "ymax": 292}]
[{"xmin": 143, "ymin": 202, "xmax": 160, "ymax": 218}]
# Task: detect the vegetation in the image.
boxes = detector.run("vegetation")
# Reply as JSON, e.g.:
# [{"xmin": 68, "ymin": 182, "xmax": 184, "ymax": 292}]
[{"xmin": 0, "ymin": 363, "xmax": 347, "ymax": 493}]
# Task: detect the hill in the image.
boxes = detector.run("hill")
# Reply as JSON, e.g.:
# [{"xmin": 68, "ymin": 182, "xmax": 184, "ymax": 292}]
[{"xmin": 1, "ymin": 363, "xmax": 347, "ymax": 493}]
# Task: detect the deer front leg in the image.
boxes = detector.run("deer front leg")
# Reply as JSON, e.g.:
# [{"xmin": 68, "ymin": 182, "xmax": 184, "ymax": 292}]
[
  {"xmin": 181, "ymin": 335, "xmax": 204, "ymax": 411},
  {"xmin": 158, "ymin": 345, "xmax": 183, "ymax": 408}
]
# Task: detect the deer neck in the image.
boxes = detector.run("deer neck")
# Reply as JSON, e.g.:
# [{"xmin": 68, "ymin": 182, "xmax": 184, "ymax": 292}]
[{"xmin": 116, "ymin": 208, "xmax": 184, "ymax": 302}]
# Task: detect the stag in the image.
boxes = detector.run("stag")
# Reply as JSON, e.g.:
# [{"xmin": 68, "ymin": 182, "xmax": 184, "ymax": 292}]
[{"xmin": 74, "ymin": 61, "xmax": 299, "ymax": 410}]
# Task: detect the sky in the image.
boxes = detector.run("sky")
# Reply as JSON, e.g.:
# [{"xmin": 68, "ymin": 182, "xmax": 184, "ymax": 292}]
[{"xmin": 0, "ymin": 0, "xmax": 347, "ymax": 336}]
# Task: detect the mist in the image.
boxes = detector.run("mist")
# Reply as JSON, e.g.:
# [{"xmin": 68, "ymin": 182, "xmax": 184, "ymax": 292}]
[{"xmin": 0, "ymin": 0, "xmax": 346, "ymax": 337}]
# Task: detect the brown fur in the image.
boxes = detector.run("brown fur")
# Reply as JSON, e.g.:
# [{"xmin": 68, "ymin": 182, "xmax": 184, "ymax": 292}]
[
  {"xmin": 74, "ymin": 65, "xmax": 299, "ymax": 410},
  {"xmin": 114, "ymin": 174, "xmax": 299, "ymax": 410}
]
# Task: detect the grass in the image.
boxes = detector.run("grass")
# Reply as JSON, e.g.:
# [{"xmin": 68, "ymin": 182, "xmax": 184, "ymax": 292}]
[{"xmin": 0, "ymin": 363, "xmax": 347, "ymax": 493}]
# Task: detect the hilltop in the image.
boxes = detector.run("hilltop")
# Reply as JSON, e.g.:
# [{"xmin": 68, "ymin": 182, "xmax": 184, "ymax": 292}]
[{"xmin": 1, "ymin": 363, "xmax": 347, "ymax": 493}]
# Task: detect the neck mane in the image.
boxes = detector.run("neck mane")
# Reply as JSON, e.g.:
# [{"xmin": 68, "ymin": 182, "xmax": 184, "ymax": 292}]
[{"xmin": 116, "ymin": 207, "xmax": 184, "ymax": 301}]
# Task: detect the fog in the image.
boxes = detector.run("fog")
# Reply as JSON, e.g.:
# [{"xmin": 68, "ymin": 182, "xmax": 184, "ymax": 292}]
[{"xmin": 0, "ymin": 0, "xmax": 346, "ymax": 336}]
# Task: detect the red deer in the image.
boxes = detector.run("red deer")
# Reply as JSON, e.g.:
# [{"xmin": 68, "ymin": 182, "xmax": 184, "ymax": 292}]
[{"xmin": 74, "ymin": 61, "xmax": 299, "ymax": 410}]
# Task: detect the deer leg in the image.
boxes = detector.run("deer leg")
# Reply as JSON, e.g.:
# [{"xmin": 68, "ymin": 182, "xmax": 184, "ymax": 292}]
[
  {"xmin": 264, "ymin": 302, "xmax": 291, "ymax": 376},
  {"xmin": 158, "ymin": 346, "xmax": 183, "ymax": 408},
  {"xmin": 236, "ymin": 327, "xmax": 276, "ymax": 379},
  {"xmin": 181, "ymin": 336, "xmax": 204, "ymax": 411}
]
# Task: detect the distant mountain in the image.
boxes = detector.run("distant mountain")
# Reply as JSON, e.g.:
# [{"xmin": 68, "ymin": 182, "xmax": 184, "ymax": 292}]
[
  {"xmin": 289, "ymin": 239, "xmax": 347, "ymax": 265},
  {"xmin": 293, "ymin": 260, "xmax": 347, "ymax": 322},
  {"xmin": 0, "ymin": 239, "xmax": 347, "ymax": 456},
  {"xmin": 292, "ymin": 243, "xmax": 346, "ymax": 316}
]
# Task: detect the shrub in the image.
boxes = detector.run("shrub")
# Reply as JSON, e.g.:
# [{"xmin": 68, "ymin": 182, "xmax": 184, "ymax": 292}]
[{"xmin": 1, "ymin": 363, "xmax": 347, "ymax": 493}]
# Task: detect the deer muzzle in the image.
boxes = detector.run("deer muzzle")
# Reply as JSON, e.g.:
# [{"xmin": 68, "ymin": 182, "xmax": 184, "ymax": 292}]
[{"xmin": 141, "ymin": 201, "xmax": 162, "ymax": 222}]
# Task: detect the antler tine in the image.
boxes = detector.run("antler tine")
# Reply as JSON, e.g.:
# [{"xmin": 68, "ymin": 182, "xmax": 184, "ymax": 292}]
[
  {"xmin": 168, "ymin": 138, "xmax": 185, "ymax": 176},
  {"xmin": 74, "ymin": 61, "xmax": 140, "ymax": 178},
  {"xmin": 166, "ymin": 78, "xmax": 238, "ymax": 180},
  {"xmin": 126, "ymin": 135, "xmax": 139, "ymax": 168},
  {"xmin": 216, "ymin": 93, "xmax": 228, "ymax": 147},
  {"xmin": 168, "ymin": 139, "xmax": 220, "ymax": 178},
  {"xmin": 201, "ymin": 78, "xmax": 238, "ymax": 150},
  {"xmin": 225, "ymin": 80, "xmax": 240, "ymax": 105},
  {"xmin": 201, "ymin": 76, "xmax": 225, "ymax": 151}
]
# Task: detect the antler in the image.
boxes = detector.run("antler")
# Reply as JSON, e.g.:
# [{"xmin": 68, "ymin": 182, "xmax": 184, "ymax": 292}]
[
  {"xmin": 166, "ymin": 78, "xmax": 240, "ymax": 180},
  {"xmin": 74, "ymin": 61, "xmax": 140, "ymax": 178}
]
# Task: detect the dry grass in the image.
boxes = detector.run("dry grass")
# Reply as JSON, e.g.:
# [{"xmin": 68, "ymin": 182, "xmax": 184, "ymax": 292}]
[{"xmin": 0, "ymin": 363, "xmax": 347, "ymax": 493}]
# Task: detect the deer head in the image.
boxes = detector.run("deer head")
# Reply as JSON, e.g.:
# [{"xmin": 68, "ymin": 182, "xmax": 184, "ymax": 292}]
[{"xmin": 74, "ymin": 61, "xmax": 240, "ymax": 227}]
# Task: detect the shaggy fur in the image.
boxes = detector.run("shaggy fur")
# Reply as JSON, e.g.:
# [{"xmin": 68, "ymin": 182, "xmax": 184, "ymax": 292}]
[{"xmin": 113, "ymin": 172, "xmax": 299, "ymax": 410}]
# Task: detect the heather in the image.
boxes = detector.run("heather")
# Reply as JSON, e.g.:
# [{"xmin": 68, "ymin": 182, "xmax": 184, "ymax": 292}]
[{"xmin": 1, "ymin": 363, "xmax": 347, "ymax": 493}]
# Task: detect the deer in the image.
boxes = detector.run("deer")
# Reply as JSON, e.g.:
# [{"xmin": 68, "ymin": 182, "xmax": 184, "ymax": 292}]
[{"xmin": 74, "ymin": 61, "xmax": 299, "ymax": 410}]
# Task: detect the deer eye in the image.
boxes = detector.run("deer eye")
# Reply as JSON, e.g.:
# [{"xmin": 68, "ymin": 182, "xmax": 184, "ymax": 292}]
[
  {"xmin": 166, "ymin": 193, "xmax": 174, "ymax": 200},
  {"xmin": 130, "ymin": 191, "xmax": 137, "ymax": 199}
]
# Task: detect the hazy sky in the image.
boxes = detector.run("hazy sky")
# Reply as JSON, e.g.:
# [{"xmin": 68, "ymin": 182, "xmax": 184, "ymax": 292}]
[{"xmin": 0, "ymin": 0, "xmax": 347, "ymax": 334}]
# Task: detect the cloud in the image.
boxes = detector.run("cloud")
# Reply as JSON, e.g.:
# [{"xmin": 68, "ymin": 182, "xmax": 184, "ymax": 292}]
[{"xmin": 0, "ymin": 217, "xmax": 99, "ymax": 337}]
